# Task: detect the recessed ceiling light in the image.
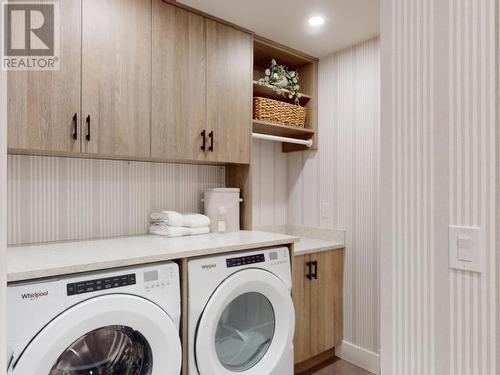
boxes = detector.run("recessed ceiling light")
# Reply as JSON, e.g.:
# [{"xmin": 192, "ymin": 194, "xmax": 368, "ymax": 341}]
[{"xmin": 308, "ymin": 16, "xmax": 325, "ymax": 27}]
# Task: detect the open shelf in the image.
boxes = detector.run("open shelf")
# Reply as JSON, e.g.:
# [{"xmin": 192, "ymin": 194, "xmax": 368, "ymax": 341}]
[
  {"xmin": 252, "ymin": 119, "xmax": 315, "ymax": 140},
  {"xmin": 254, "ymin": 38, "xmax": 313, "ymax": 69},
  {"xmin": 252, "ymin": 35, "xmax": 318, "ymax": 152},
  {"xmin": 253, "ymin": 81, "xmax": 311, "ymax": 104}
]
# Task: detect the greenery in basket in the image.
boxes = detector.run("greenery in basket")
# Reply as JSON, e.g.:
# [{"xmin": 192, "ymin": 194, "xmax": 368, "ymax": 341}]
[{"xmin": 257, "ymin": 59, "xmax": 301, "ymax": 105}]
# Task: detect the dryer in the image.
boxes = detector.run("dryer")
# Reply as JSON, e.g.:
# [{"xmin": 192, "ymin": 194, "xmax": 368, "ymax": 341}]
[
  {"xmin": 188, "ymin": 247, "xmax": 295, "ymax": 375},
  {"xmin": 7, "ymin": 262, "xmax": 182, "ymax": 375}
]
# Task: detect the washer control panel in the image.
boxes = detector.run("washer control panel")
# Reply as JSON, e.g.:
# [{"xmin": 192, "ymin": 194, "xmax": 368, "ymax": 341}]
[
  {"xmin": 66, "ymin": 273, "xmax": 136, "ymax": 296},
  {"xmin": 269, "ymin": 250, "xmax": 289, "ymax": 266},
  {"xmin": 143, "ymin": 268, "xmax": 173, "ymax": 291},
  {"xmin": 226, "ymin": 253, "xmax": 265, "ymax": 268}
]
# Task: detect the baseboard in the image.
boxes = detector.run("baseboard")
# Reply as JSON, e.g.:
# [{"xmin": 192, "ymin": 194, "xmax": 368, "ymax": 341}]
[{"xmin": 335, "ymin": 341, "xmax": 380, "ymax": 374}]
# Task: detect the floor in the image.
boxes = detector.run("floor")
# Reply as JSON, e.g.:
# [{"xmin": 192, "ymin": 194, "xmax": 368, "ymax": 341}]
[{"xmin": 308, "ymin": 358, "xmax": 374, "ymax": 375}]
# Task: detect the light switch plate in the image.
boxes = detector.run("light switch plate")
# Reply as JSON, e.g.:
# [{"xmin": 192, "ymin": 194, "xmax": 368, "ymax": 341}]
[{"xmin": 449, "ymin": 226, "xmax": 483, "ymax": 273}]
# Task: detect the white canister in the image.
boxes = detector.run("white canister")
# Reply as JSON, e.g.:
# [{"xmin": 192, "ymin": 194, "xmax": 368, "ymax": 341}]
[{"xmin": 203, "ymin": 188, "xmax": 242, "ymax": 233}]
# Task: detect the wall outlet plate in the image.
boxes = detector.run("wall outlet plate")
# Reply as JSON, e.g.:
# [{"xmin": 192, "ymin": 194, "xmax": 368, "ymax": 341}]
[
  {"xmin": 320, "ymin": 202, "xmax": 331, "ymax": 219},
  {"xmin": 449, "ymin": 225, "xmax": 483, "ymax": 273}
]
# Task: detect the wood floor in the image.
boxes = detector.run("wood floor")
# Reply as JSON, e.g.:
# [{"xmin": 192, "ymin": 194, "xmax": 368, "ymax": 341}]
[{"xmin": 305, "ymin": 358, "xmax": 374, "ymax": 375}]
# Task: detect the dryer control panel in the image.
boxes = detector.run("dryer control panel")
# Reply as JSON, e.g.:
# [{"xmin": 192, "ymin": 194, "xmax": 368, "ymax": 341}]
[
  {"xmin": 226, "ymin": 254, "xmax": 265, "ymax": 268},
  {"xmin": 66, "ymin": 273, "xmax": 136, "ymax": 296}
]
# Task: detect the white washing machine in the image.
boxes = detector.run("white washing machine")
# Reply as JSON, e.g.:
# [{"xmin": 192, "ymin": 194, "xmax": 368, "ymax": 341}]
[
  {"xmin": 7, "ymin": 262, "xmax": 182, "ymax": 375},
  {"xmin": 188, "ymin": 247, "xmax": 295, "ymax": 375}
]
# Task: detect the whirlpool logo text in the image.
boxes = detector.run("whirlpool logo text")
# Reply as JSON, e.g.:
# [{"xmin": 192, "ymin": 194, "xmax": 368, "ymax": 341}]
[
  {"xmin": 21, "ymin": 290, "xmax": 49, "ymax": 300},
  {"xmin": 201, "ymin": 264, "xmax": 217, "ymax": 270}
]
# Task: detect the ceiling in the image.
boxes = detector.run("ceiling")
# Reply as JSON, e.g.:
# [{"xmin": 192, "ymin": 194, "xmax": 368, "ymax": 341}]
[{"xmin": 177, "ymin": 0, "xmax": 380, "ymax": 57}]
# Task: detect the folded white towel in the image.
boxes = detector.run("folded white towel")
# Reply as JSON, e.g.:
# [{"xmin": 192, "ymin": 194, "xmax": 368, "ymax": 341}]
[
  {"xmin": 150, "ymin": 212, "xmax": 169, "ymax": 222},
  {"xmin": 150, "ymin": 211, "xmax": 211, "ymax": 228},
  {"xmin": 149, "ymin": 223, "xmax": 210, "ymax": 237}
]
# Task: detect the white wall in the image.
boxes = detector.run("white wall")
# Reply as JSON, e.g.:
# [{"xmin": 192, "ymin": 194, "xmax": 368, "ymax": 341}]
[
  {"xmin": 290, "ymin": 38, "xmax": 380, "ymax": 356},
  {"xmin": 252, "ymin": 139, "xmax": 288, "ymax": 227},
  {"xmin": 380, "ymin": 0, "xmax": 498, "ymax": 374},
  {"xmin": 7, "ymin": 155, "xmax": 225, "ymax": 245},
  {"xmin": 253, "ymin": 38, "xmax": 381, "ymax": 359}
]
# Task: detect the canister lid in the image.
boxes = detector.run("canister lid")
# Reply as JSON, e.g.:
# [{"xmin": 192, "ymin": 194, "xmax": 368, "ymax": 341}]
[{"xmin": 204, "ymin": 188, "xmax": 240, "ymax": 193}]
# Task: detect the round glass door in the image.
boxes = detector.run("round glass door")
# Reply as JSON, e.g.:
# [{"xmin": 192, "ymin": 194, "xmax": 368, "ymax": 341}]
[
  {"xmin": 214, "ymin": 292, "xmax": 275, "ymax": 372},
  {"xmin": 49, "ymin": 325, "xmax": 152, "ymax": 375}
]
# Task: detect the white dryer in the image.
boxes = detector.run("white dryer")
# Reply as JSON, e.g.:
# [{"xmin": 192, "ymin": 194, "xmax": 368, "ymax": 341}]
[
  {"xmin": 188, "ymin": 247, "xmax": 295, "ymax": 375},
  {"xmin": 7, "ymin": 262, "xmax": 182, "ymax": 375}
]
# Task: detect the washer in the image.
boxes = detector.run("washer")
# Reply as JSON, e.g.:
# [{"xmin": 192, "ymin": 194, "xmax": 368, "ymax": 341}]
[
  {"xmin": 188, "ymin": 247, "xmax": 295, "ymax": 375},
  {"xmin": 7, "ymin": 262, "xmax": 182, "ymax": 375}
]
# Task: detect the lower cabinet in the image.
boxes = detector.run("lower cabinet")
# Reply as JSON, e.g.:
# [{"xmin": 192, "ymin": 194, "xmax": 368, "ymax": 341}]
[{"xmin": 293, "ymin": 249, "xmax": 345, "ymax": 366}]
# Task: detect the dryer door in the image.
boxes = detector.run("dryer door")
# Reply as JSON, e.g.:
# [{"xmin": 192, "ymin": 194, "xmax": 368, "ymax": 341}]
[
  {"xmin": 12, "ymin": 294, "xmax": 181, "ymax": 375},
  {"xmin": 195, "ymin": 269, "xmax": 295, "ymax": 375}
]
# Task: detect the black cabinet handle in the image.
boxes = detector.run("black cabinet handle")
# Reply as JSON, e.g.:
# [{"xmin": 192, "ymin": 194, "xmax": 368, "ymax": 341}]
[
  {"xmin": 201, "ymin": 130, "xmax": 206, "ymax": 151},
  {"xmin": 311, "ymin": 260, "xmax": 318, "ymax": 280},
  {"xmin": 72, "ymin": 113, "xmax": 78, "ymax": 140},
  {"xmin": 208, "ymin": 131, "xmax": 214, "ymax": 152},
  {"xmin": 85, "ymin": 115, "xmax": 91, "ymax": 141},
  {"xmin": 306, "ymin": 261, "xmax": 312, "ymax": 280}
]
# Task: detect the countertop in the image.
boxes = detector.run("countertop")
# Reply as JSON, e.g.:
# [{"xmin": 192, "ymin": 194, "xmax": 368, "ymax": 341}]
[
  {"xmin": 254, "ymin": 225, "xmax": 346, "ymax": 256},
  {"xmin": 7, "ymin": 231, "xmax": 299, "ymax": 282},
  {"xmin": 293, "ymin": 237, "xmax": 345, "ymax": 256}
]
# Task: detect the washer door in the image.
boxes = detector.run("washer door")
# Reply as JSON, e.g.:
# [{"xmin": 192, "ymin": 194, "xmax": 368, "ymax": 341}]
[
  {"xmin": 195, "ymin": 269, "xmax": 294, "ymax": 375},
  {"xmin": 13, "ymin": 294, "xmax": 181, "ymax": 375}
]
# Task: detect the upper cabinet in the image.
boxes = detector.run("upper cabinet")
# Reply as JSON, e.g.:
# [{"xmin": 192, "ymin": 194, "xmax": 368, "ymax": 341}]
[
  {"xmin": 152, "ymin": 4, "xmax": 252, "ymax": 164},
  {"xmin": 151, "ymin": 1, "xmax": 206, "ymax": 162},
  {"xmin": 7, "ymin": 0, "xmax": 254, "ymax": 165},
  {"xmin": 7, "ymin": 0, "xmax": 82, "ymax": 154},
  {"xmin": 82, "ymin": 0, "xmax": 151, "ymax": 158},
  {"xmin": 205, "ymin": 20, "xmax": 253, "ymax": 164}
]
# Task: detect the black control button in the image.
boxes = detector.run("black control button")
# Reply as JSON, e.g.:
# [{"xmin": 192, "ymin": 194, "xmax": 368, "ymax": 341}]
[
  {"xmin": 226, "ymin": 254, "xmax": 266, "ymax": 268},
  {"xmin": 66, "ymin": 273, "xmax": 136, "ymax": 296}
]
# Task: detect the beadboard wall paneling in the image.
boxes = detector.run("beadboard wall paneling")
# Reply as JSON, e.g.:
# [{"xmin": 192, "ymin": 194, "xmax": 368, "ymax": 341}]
[
  {"xmin": 252, "ymin": 38, "xmax": 380, "ymax": 356},
  {"xmin": 251, "ymin": 139, "xmax": 288, "ymax": 227},
  {"xmin": 7, "ymin": 155, "xmax": 225, "ymax": 245},
  {"xmin": 380, "ymin": 0, "xmax": 498, "ymax": 374},
  {"xmin": 290, "ymin": 38, "xmax": 380, "ymax": 354},
  {"xmin": 449, "ymin": 0, "xmax": 498, "ymax": 374}
]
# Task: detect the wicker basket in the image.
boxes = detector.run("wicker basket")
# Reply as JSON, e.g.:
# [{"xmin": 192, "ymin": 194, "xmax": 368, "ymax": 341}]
[{"xmin": 253, "ymin": 97, "xmax": 306, "ymax": 128}]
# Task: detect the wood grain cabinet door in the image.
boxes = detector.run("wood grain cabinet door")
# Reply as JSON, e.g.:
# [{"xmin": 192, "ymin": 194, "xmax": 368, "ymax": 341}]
[
  {"xmin": 205, "ymin": 20, "xmax": 252, "ymax": 164},
  {"xmin": 8, "ymin": 0, "xmax": 81, "ymax": 153},
  {"xmin": 151, "ymin": 1, "xmax": 206, "ymax": 161},
  {"xmin": 81, "ymin": 0, "xmax": 151, "ymax": 158},
  {"xmin": 292, "ymin": 254, "xmax": 311, "ymax": 364},
  {"xmin": 310, "ymin": 250, "xmax": 345, "ymax": 357}
]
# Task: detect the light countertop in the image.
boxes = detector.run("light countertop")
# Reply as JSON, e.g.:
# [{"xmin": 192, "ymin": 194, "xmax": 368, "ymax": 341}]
[
  {"xmin": 254, "ymin": 225, "xmax": 346, "ymax": 256},
  {"xmin": 293, "ymin": 237, "xmax": 345, "ymax": 256},
  {"xmin": 7, "ymin": 231, "xmax": 299, "ymax": 282}
]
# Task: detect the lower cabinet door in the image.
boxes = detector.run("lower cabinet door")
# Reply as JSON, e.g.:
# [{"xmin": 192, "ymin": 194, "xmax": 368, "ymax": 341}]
[
  {"xmin": 293, "ymin": 249, "xmax": 345, "ymax": 366},
  {"xmin": 310, "ymin": 250, "xmax": 344, "ymax": 357},
  {"xmin": 292, "ymin": 255, "xmax": 311, "ymax": 364}
]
